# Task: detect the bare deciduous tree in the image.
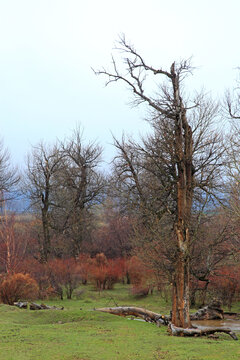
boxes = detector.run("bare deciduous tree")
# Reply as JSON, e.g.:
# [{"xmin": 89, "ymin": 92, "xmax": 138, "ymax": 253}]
[
  {"xmin": 0, "ymin": 139, "xmax": 19, "ymax": 204},
  {"xmin": 53, "ymin": 128, "xmax": 105, "ymax": 256},
  {"xmin": 225, "ymin": 70, "xmax": 240, "ymax": 119},
  {"xmin": 24, "ymin": 129, "xmax": 105, "ymax": 260},
  {"xmin": 95, "ymin": 36, "xmax": 224, "ymax": 329},
  {"xmin": 24, "ymin": 142, "xmax": 64, "ymax": 262}
]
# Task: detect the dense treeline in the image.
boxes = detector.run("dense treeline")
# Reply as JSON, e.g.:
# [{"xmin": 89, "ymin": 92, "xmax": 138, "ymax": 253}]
[
  {"xmin": 0, "ymin": 41, "xmax": 240, "ymax": 328},
  {"xmin": 0, "ymin": 123, "xmax": 239, "ymax": 310},
  {"xmin": 0, "ymin": 211, "xmax": 239, "ymax": 309}
]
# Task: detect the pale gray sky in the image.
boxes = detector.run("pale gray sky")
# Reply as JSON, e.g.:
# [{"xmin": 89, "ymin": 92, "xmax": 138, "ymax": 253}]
[{"xmin": 0, "ymin": 0, "xmax": 239, "ymax": 166}]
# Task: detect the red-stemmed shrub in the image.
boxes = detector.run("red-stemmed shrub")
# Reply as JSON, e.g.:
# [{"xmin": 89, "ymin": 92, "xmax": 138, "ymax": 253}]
[
  {"xmin": 89, "ymin": 253, "xmax": 125, "ymax": 290},
  {"xmin": 48, "ymin": 258, "xmax": 80, "ymax": 299},
  {"xmin": 19, "ymin": 257, "xmax": 81, "ymax": 300},
  {"xmin": 75, "ymin": 254, "xmax": 92, "ymax": 285},
  {"xmin": 90, "ymin": 253, "xmax": 108, "ymax": 290},
  {"xmin": 105, "ymin": 258, "xmax": 124, "ymax": 289}
]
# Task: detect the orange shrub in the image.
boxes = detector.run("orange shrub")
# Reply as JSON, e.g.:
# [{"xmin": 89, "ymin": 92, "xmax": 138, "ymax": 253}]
[
  {"xmin": 0, "ymin": 273, "xmax": 39, "ymax": 305},
  {"xmin": 105, "ymin": 258, "xmax": 126, "ymax": 289},
  {"xmin": 47, "ymin": 258, "xmax": 80, "ymax": 299},
  {"xmin": 75, "ymin": 254, "xmax": 92, "ymax": 285},
  {"xmin": 89, "ymin": 253, "xmax": 125, "ymax": 290},
  {"xmin": 90, "ymin": 253, "xmax": 108, "ymax": 290}
]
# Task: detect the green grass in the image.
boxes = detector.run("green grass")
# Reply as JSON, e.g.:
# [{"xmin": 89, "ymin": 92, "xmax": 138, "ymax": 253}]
[{"xmin": 0, "ymin": 284, "xmax": 239, "ymax": 360}]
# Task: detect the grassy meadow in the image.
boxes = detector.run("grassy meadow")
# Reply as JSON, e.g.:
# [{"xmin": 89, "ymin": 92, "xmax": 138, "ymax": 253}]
[{"xmin": 0, "ymin": 284, "xmax": 239, "ymax": 360}]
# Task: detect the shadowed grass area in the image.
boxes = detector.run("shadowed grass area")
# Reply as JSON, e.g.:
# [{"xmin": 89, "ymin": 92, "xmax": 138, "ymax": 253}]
[{"xmin": 0, "ymin": 284, "xmax": 239, "ymax": 360}]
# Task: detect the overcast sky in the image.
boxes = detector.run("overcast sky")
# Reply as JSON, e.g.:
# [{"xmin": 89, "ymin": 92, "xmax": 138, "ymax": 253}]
[{"xmin": 0, "ymin": 0, "xmax": 240, "ymax": 167}]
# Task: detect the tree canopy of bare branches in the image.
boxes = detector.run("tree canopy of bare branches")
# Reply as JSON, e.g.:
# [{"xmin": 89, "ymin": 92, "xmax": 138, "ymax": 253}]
[
  {"xmin": 0, "ymin": 139, "xmax": 19, "ymax": 204},
  {"xmin": 23, "ymin": 128, "xmax": 105, "ymax": 261}
]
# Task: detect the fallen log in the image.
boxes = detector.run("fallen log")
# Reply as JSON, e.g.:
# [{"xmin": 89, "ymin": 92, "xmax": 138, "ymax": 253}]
[
  {"xmin": 95, "ymin": 306, "xmax": 169, "ymax": 325},
  {"xmin": 190, "ymin": 299, "xmax": 224, "ymax": 321},
  {"xmin": 30, "ymin": 303, "xmax": 64, "ymax": 310},
  {"xmin": 95, "ymin": 306, "xmax": 238, "ymax": 340},
  {"xmin": 169, "ymin": 323, "xmax": 238, "ymax": 340},
  {"xmin": 14, "ymin": 301, "xmax": 28, "ymax": 309}
]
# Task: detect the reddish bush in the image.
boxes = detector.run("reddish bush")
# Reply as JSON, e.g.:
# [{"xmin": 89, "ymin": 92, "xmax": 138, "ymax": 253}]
[
  {"xmin": 18, "ymin": 258, "xmax": 53, "ymax": 299},
  {"xmin": 75, "ymin": 254, "xmax": 92, "ymax": 285},
  {"xmin": 48, "ymin": 258, "xmax": 80, "ymax": 299},
  {"xmin": 105, "ymin": 259, "xmax": 125, "ymax": 289},
  {"xmin": 19, "ymin": 257, "xmax": 81, "ymax": 300},
  {"xmin": 89, "ymin": 253, "xmax": 108, "ymax": 290},
  {"xmin": 0, "ymin": 273, "xmax": 39, "ymax": 305},
  {"xmin": 114, "ymin": 257, "xmax": 127, "ymax": 283},
  {"xmin": 89, "ymin": 253, "xmax": 125, "ymax": 290}
]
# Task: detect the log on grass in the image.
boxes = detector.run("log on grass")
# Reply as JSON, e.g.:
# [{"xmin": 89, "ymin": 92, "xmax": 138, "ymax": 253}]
[
  {"xmin": 30, "ymin": 302, "xmax": 64, "ymax": 310},
  {"xmin": 14, "ymin": 301, "xmax": 28, "ymax": 309},
  {"xmin": 95, "ymin": 306, "xmax": 169, "ymax": 325},
  {"xmin": 169, "ymin": 323, "xmax": 238, "ymax": 340}
]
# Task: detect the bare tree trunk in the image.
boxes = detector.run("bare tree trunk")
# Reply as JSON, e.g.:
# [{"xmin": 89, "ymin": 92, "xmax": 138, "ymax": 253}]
[
  {"xmin": 172, "ymin": 253, "xmax": 191, "ymax": 328},
  {"xmin": 171, "ymin": 72, "xmax": 193, "ymax": 328}
]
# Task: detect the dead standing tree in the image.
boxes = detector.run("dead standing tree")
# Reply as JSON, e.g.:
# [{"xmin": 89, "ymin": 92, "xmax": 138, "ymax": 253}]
[
  {"xmin": 94, "ymin": 36, "xmax": 233, "ymax": 339},
  {"xmin": 95, "ymin": 37, "xmax": 195, "ymax": 330}
]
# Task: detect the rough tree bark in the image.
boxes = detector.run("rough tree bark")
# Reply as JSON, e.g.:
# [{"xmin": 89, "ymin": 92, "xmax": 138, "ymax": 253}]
[{"xmin": 172, "ymin": 101, "xmax": 193, "ymax": 328}]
